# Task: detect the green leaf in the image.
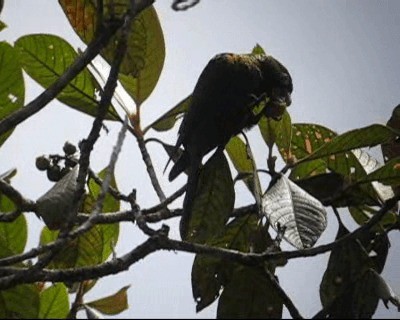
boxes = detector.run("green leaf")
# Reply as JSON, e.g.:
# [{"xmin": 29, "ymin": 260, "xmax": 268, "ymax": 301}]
[
  {"xmin": 349, "ymin": 206, "xmax": 398, "ymax": 231},
  {"xmin": 293, "ymin": 172, "xmax": 345, "ymax": 205},
  {"xmin": 356, "ymin": 157, "xmax": 400, "ymax": 187},
  {"xmin": 187, "ymin": 152, "xmax": 234, "ymax": 243},
  {"xmin": 14, "ymin": 34, "xmax": 118, "ymax": 120},
  {"xmin": 0, "ymin": 184, "xmax": 27, "ymax": 258},
  {"xmin": 259, "ymin": 110, "xmax": 292, "ymax": 153},
  {"xmin": 0, "ymin": 42, "xmax": 25, "ymax": 147},
  {"xmin": 289, "ymin": 123, "xmax": 336, "ymax": 162},
  {"xmin": 145, "ymin": 95, "xmax": 191, "ymax": 133},
  {"xmin": 59, "ymin": 1, "xmax": 165, "ymax": 106},
  {"xmin": 217, "ymin": 266, "xmax": 283, "ymax": 319},
  {"xmin": 39, "ymin": 283, "xmax": 69, "ymax": 319},
  {"xmin": 305, "ymin": 124, "xmax": 398, "ymax": 162},
  {"xmin": 288, "ymin": 124, "xmax": 388, "ymax": 206},
  {"xmin": 83, "ymin": 167, "xmax": 120, "ymax": 262},
  {"xmin": 116, "ymin": 5, "xmax": 165, "ymax": 106},
  {"xmin": 192, "ymin": 214, "xmax": 276, "ymax": 312},
  {"xmin": 286, "ymin": 123, "xmax": 336, "ymax": 179},
  {"xmin": 0, "ymin": 21, "xmax": 7, "ymax": 32},
  {"xmin": 0, "ymin": 284, "xmax": 40, "ymax": 318},
  {"xmin": 87, "ymin": 285, "xmax": 130, "ymax": 315},
  {"xmin": 251, "ymin": 43, "xmax": 266, "ymax": 55},
  {"xmin": 225, "ymin": 136, "xmax": 262, "ymax": 202},
  {"xmin": 319, "ymin": 224, "xmax": 386, "ymax": 318},
  {"xmin": 39, "ymin": 227, "xmax": 78, "ymax": 269},
  {"xmin": 382, "ymin": 104, "xmax": 400, "ymax": 162}
]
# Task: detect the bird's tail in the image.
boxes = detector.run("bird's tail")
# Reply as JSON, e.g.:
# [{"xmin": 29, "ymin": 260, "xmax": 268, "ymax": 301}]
[
  {"xmin": 180, "ymin": 155, "xmax": 201, "ymax": 240},
  {"xmin": 168, "ymin": 151, "xmax": 190, "ymax": 181}
]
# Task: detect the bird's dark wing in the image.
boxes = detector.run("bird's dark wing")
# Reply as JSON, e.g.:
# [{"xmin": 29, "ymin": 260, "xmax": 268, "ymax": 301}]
[{"xmin": 178, "ymin": 53, "xmax": 264, "ymax": 158}]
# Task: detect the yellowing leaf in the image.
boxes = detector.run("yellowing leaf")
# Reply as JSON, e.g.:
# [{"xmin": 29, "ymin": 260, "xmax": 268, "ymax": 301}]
[{"xmin": 87, "ymin": 285, "xmax": 130, "ymax": 315}]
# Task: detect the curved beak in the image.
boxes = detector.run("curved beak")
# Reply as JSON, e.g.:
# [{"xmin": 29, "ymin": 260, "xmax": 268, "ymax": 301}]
[{"xmin": 271, "ymin": 87, "xmax": 292, "ymax": 107}]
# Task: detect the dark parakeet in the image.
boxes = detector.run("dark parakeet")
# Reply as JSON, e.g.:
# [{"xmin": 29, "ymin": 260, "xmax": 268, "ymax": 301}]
[{"xmin": 169, "ymin": 53, "xmax": 293, "ymax": 239}]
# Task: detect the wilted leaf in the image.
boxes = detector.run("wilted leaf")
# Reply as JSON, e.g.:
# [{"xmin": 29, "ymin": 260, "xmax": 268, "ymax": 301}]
[
  {"xmin": 187, "ymin": 152, "xmax": 234, "ymax": 243},
  {"xmin": 36, "ymin": 165, "xmax": 79, "ymax": 230},
  {"xmin": 145, "ymin": 95, "xmax": 191, "ymax": 132},
  {"xmin": 262, "ymin": 175, "xmax": 327, "ymax": 249},
  {"xmin": 39, "ymin": 283, "xmax": 69, "ymax": 319},
  {"xmin": 58, "ymin": 0, "xmax": 97, "ymax": 44},
  {"xmin": 87, "ymin": 285, "xmax": 130, "ymax": 315},
  {"xmin": 14, "ymin": 34, "xmax": 119, "ymax": 120},
  {"xmin": 0, "ymin": 42, "xmax": 25, "ymax": 147},
  {"xmin": 217, "ymin": 266, "xmax": 283, "ymax": 319},
  {"xmin": 225, "ymin": 136, "xmax": 262, "ymax": 203},
  {"xmin": 39, "ymin": 166, "xmax": 120, "ymax": 268}
]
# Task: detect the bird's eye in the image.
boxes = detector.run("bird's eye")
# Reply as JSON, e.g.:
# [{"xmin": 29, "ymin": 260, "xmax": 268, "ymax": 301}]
[{"xmin": 279, "ymin": 73, "xmax": 290, "ymax": 85}]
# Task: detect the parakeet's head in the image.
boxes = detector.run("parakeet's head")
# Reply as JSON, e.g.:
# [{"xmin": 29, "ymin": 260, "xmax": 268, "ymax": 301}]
[{"xmin": 256, "ymin": 55, "xmax": 293, "ymax": 119}]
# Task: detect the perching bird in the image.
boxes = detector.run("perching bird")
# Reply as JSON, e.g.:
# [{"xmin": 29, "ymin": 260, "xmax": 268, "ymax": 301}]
[{"xmin": 169, "ymin": 52, "xmax": 293, "ymax": 239}]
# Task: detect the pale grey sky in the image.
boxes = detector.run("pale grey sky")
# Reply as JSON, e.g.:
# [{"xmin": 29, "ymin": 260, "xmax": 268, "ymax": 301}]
[{"xmin": 1, "ymin": 0, "xmax": 399, "ymax": 318}]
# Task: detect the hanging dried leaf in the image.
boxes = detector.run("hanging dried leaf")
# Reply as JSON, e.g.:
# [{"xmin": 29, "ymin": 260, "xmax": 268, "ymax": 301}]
[
  {"xmin": 261, "ymin": 175, "xmax": 327, "ymax": 249},
  {"xmin": 36, "ymin": 166, "xmax": 79, "ymax": 230}
]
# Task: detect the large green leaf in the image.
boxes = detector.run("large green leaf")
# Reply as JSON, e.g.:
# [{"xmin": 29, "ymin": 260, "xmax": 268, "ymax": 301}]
[
  {"xmin": 217, "ymin": 266, "xmax": 283, "ymax": 319},
  {"xmin": 145, "ymin": 95, "xmax": 191, "ymax": 133},
  {"xmin": 59, "ymin": 1, "xmax": 165, "ymax": 106},
  {"xmin": 192, "ymin": 214, "xmax": 276, "ymax": 312},
  {"xmin": 14, "ymin": 34, "xmax": 119, "ymax": 120},
  {"xmin": 319, "ymin": 225, "xmax": 387, "ymax": 318},
  {"xmin": 287, "ymin": 124, "xmax": 385, "ymax": 206},
  {"xmin": 0, "ymin": 42, "xmax": 25, "ymax": 147},
  {"xmin": 0, "ymin": 284, "xmax": 40, "ymax": 318},
  {"xmin": 305, "ymin": 124, "xmax": 398, "ymax": 162},
  {"xmin": 116, "ymin": 5, "xmax": 165, "ymax": 106},
  {"xmin": 225, "ymin": 136, "xmax": 262, "ymax": 202},
  {"xmin": 39, "ymin": 283, "xmax": 69, "ymax": 319},
  {"xmin": 187, "ymin": 152, "xmax": 234, "ymax": 244}
]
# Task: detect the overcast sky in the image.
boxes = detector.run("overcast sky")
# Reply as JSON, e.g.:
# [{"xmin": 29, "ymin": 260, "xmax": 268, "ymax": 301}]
[{"xmin": 1, "ymin": 0, "xmax": 399, "ymax": 318}]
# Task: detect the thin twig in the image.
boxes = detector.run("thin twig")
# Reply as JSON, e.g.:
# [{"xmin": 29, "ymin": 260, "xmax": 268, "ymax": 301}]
[
  {"xmin": 142, "ymin": 185, "xmax": 186, "ymax": 214},
  {"xmin": 262, "ymin": 268, "xmax": 303, "ymax": 319},
  {"xmin": 0, "ymin": 179, "xmax": 36, "ymax": 213},
  {"xmin": 136, "ymin": 135, "xmax": 167, "ymax": 202}
]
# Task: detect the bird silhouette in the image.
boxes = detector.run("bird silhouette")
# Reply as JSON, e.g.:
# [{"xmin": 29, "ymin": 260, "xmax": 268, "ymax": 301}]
[{"xmin": 169, "ymin": 53, "xmax": 293, "ymax": 239}]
